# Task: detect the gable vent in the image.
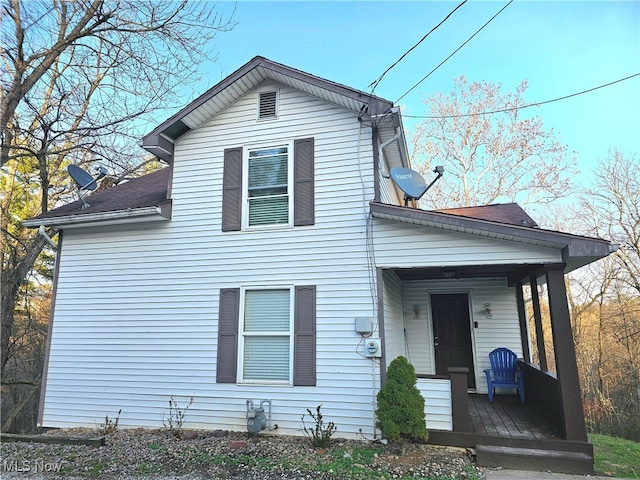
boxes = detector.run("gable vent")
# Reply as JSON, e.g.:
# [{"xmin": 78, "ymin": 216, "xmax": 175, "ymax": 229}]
[{"xmin": 258, "ymin": 91, "xmax": 278, "ymax": 119}]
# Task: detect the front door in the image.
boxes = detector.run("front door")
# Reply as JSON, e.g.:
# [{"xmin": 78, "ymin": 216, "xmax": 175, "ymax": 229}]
[{"xmin": 431, "ymin": 293, "xmax": 476, "ymax": 389}]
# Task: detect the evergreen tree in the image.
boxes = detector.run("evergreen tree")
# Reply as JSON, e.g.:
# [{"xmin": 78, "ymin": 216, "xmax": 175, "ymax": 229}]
[{"xmin": 376, "ymin": 356, "xmax": 429, "ymax": 443}]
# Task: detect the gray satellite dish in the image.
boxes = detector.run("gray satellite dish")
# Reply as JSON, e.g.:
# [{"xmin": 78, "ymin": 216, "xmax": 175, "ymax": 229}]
[
  {"xmin": 390, "ymin": 165, "xmax": 444, "ymax": 207},
  {"xmin": 67, "ymin": 164, "xmax": 108, "ymax": 208}
]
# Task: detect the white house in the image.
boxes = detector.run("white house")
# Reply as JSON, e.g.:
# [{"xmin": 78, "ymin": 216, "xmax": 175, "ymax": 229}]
[{"xmin": 25, "ymin": 57, "xmax": 614, "ymax": 473}]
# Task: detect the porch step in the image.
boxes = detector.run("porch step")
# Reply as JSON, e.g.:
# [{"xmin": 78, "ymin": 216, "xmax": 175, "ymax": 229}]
[{"xmin": 476, "ymin": 444, "xmax": 593, "ymax": 475}]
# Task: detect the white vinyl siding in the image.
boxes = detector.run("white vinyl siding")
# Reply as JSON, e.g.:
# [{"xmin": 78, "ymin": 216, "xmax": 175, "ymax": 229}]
[
  {"xmin": 417, "ymin": 378, "xmax": 453, "ymax": 431},
  {"xmin": 385, "ymin": 278, "xmax": 521, "ymax": 431},
  {"xmin": 372, "ymin": 219, "xmax": 563, "ymax": 268},
  {"xmin": 240, "ymin": 288, "xmax": 292, "ymax": 383},
  {"xmin": 41, "ymin": 81, "xmax": 379, "ymax": 438},
  {"xmin": 402, "ymin": 278, "xmax": 521, "ymax": 394},
  {"xmin": 381, "ymin": 270, "xmax": 405, "ymax": 366},
  {"xmin": 40, "ymin": 78, "xmax": 553, "ymax": 439},
  {"xmin": 378, "ymin": 153, "xmax": 402, "ymax": 206}
]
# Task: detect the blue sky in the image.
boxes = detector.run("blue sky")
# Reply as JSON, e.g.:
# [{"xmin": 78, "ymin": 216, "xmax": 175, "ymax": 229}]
[{"xmin": 183, "ymin": 1, "xmax": 639, "ymax": 184}]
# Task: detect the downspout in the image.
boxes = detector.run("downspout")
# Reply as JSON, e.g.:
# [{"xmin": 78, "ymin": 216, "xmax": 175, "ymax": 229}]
[
  {"xmin": 38, "ymin": 225, "xmax": 58, "ymax": 251},
  {"xmin": 378, "ymin": 127, "xmax": 402, "ymax": 179}
]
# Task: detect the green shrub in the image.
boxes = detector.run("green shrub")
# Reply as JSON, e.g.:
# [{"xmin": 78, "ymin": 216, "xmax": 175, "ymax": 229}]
[
  {"xmin": 301, "ymin": 404, "xmax": 337, "ymax": 448},
  {"xmin": 375, "ymin": 356, "xmax": 429, "ymax": 443}
]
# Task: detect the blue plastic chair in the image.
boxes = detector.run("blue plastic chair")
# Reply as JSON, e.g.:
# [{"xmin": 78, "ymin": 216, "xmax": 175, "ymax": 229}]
[{"xmin": 484, "ymin": 348, "xmax": 525, "ymax": 403}]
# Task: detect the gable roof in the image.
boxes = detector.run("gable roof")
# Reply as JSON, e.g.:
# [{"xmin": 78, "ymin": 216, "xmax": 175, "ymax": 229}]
[
  {"xmin": 370, "ymin": 201, "xmax": 614, "ymax": 273},
  {"xmin": 23, "ymin": 168, "xmax": 171, "ymax": 229},
  {"xmin": 141, "ymin": 56, "xmax": 404, "ymax": 165}
]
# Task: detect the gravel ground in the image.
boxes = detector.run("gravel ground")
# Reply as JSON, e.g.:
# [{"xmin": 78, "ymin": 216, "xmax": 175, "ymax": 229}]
[{"xmin": 1, "ymin": 428, "xmax": 483, "ymax": 479}]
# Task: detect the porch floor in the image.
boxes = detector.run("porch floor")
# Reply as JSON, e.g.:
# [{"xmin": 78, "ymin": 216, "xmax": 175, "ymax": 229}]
[{"xmin": 469, "ymin": 394, "xmax": 563, "ymax": 440}]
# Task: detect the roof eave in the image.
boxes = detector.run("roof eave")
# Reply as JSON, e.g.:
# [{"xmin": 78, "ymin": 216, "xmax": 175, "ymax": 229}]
[
  {"xmin": 370, "ymin": 202, "xmax": 613, "ymax": 270},
  {"xmin": 141, "ymin": 135, "xmax": 175, "ymax": 164},
  {"xmin": 22, "ymin": 202, "xmax": 172, "ymax": 229},
  {"xmin": 141, "ymin": 56, "xmax": 394, "ymax": 163}
]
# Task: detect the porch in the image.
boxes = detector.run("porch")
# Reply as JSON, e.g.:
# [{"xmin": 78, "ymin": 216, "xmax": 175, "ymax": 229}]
[
  {"xmin": 469, "ymin": 393, "xmax": 561, "ymax": 440},
  {"xmin": 371, "ymin": 202, "xmax": 614, "ymax": 474},
  {"xmin": 422, "ymin": 366, "xmax": 594, "ymax": 475}
]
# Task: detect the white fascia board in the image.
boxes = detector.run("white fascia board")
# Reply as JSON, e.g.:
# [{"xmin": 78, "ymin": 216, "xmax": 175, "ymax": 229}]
[{"xmin": 22, "ymin": 206, "xmax": 170, "ymax": 229}]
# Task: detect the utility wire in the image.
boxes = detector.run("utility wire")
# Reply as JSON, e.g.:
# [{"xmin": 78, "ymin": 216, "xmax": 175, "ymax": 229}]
[
  {"xmin": 402, "ymin": 73, "xmax": 640, "ymax": 119},
  {"xmin": 368, "ymin": 0, "xmax": 467, "ymax": 94},
  {"xmin": 396, "ymin": 0, "xmax": 513, "ymax": 104}
]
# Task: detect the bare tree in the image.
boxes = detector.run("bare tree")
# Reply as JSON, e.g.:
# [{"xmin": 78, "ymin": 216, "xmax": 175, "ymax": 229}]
[
  {"xmin": 1, "ymin": 0, "xmax": 233, "ymax": 166},
  {"xmin": 409, "ymin": 76, "xmax": 578, "ymax": 214},
  {"xmin": 578, "ymin": 150, "xmax": 640, "ymax": 295},
  {"xmin": 569, "ymin": 149, "xmax": 640, "ymax": 440},
  {"xmin": 1, "ymin": 0, "xmax": 234, "ymax": 373}
]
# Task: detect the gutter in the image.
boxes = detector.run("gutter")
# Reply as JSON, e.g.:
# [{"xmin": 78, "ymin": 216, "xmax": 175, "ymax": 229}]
[{"xmin": 22, "ymin": 204, "xmax": 171, "ymax": 229}]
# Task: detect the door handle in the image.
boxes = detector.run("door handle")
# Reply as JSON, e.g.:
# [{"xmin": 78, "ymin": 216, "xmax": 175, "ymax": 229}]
[{"xmin": 434, "ymin": 336, "xmax": 439, "ymax": 347}]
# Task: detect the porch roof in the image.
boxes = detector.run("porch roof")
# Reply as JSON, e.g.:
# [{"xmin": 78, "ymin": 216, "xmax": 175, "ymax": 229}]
[{"xmin": 370, "ymin": 202, "xmax": 614, "ymax": 273}]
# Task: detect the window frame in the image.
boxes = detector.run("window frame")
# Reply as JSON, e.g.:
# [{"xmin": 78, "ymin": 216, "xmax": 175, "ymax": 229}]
[
  {"xmin": 242, "ymin": 141, "xmax": 294, "ymax": 230},
  {"xmin": 237, "ymin": 286, "xmax": 295, "ymax": 385}
]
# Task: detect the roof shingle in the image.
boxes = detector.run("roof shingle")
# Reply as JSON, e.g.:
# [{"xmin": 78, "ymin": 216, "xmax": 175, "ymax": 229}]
[
  {"xmin": 32, "ymin": 168, "xmax": 170, "ymax": 221},
  {"xmin": 433, "ymin": 203, "xmax": 539, "ymax": 228}
]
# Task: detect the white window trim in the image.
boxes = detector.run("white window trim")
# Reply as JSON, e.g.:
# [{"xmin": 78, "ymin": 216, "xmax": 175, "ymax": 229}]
[
  {"xmin": 237, "ymin": 286, "xmax": 294, "ymax": 385},
  {"xmin": 257, "ymin": 89, "xmax": 279, "ymax": 121},
  {"xmin": 241, "ymin": 141, "xmax": 294, "ymax": 230}
]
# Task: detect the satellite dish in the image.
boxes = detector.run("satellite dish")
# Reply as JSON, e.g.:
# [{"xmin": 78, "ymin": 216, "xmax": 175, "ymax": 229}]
[
  {"xmin": 390, "ymin": 167, "xmax": 427, "ymax": 201},
  {"xmin": 67, "ymin": 164, "xmax": 108, "ymax": 208},
  {"xmin": 68, "ymin": 164, "xmax": 99, "ymax": 191},
  {"xmin": 390, "ymin": 165, "xmax": 444, "ymax": 207}
]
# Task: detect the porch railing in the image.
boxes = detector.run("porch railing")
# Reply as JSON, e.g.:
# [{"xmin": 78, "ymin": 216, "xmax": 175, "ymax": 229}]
[
  {"xmin": 448, "ymin": 367, "xmax": 473, "ymax": 432},
  {"xmin": 520, "ymin": 361, "xmax": 562, "ymax": 428}
]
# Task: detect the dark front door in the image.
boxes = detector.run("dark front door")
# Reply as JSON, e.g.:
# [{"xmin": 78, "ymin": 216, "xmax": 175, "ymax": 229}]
[{"xmin": 431, "ymin": 293, "xmax": 476, "ymax": 389}]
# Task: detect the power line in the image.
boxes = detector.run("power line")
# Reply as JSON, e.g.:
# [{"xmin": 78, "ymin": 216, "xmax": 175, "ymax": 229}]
[
  {"xmin": 368, "ymin": 0, "xmax": 468, "ymax": 94},
  {"xmin": 401, "ymin": 73, "xmax": 640, "ymax": 119},
  {"xmin": 395, "ymin": 0, "xmax": 513, "ymax": 104}
]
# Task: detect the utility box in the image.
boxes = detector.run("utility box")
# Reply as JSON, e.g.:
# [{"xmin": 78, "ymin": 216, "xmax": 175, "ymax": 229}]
[
  {"xmin": 365, "ymin": 338, "xmax": 382, "ymax": 357},
  {"xmin": 355, "ymin": 317, "xmax": 372, "ymax": 335}
]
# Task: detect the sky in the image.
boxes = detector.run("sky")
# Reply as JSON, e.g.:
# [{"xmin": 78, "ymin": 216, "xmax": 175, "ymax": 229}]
[{"xmin": 176, "ymin": 1, "xmax": 639, "ymax": 186}]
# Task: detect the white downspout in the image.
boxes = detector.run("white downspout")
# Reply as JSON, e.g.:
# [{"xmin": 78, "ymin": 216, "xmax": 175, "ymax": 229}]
[
  {"xmin": 38, "ymin": 225, "xmax": 58, "ymax": 250},
  {"xmin": 378, "ymin": 127, "xmax": 402, "ymax": 178}
]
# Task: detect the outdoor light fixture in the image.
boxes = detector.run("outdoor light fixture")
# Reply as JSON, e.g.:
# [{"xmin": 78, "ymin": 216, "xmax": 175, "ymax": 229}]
[
  {"xmin": 484, "ymin": 303, "xmax": 493, "ymax": 319},
  {"xmin": 442, "ymin": 270, "xmax": 456, "ymax": 279}
]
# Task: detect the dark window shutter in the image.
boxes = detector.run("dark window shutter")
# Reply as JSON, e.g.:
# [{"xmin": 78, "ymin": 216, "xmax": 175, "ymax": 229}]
[
  {"xmin": 216, "ymin": 288, "xmax": 240, "ymax": 383},
  {"xmin": 294, "ymin": 285, "xmax": 316, "ymax": 386},
  {"xmin": 294, "ymin": 138, "xmax": 315, "ymax": 226},
  {"xmin": 222, "ymin": 147, "xmax": 242, "ymax": 231}
]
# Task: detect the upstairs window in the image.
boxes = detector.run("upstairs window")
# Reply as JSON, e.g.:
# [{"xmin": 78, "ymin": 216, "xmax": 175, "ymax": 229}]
[
  {"xmin": 258, "ymin": 90, "xmax": 278, "ymax": 120},
  {"xmin": 222, "ymin": 138, "xmax": 314, "ymax": 232},
  {"xmin": 247, "ymin": 145, "xmax": 290, "ymax": 227}
]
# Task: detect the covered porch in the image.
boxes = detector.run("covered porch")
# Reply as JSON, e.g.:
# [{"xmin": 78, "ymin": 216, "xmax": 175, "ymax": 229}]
[
  {"xmin": 380, "ymin": 262, "xmax": 596, "ymax": 473},
  {"xmin": 371, "ymin": 201, "xmax": 614, "ymax": 474}
]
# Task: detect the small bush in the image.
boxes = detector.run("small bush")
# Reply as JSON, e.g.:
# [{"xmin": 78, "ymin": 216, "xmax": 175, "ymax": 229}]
[
  {"xmin": 375, "ymin": 356, "xmax": 428, "ymax": 443},
  {"xmin": 162, "ymin": 396, "xmax": 193, "ymax": 438},
  {"xmin": 301, "ymin": 404, "xmax": 337, "ymax": 448},
  {"xmin": 97, "ymin": 409, "xmax": 121, "ymax": 435}
]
